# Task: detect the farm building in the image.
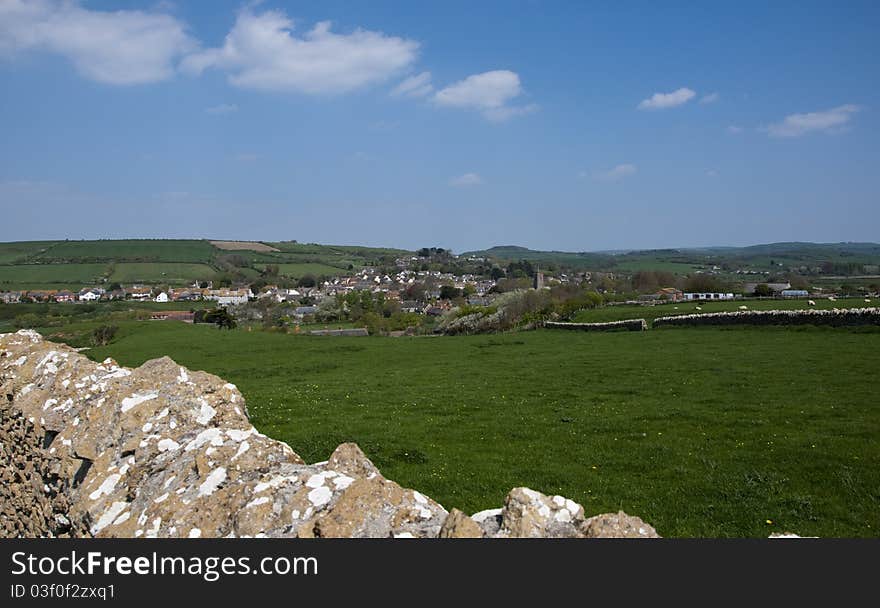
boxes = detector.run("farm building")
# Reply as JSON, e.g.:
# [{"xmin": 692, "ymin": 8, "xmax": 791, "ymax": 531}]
[
  {"xmin": 781, "ymin": 289, "xmax": 809, "ymax": 298},
  {"xmin": 683, "ymin": 292, "xmax": 735, "ymax": 301},
  {"xmin": 743, "ymin": 282, "xmax": 791, "ymax": 295},
  {"xmin": 207, "ymin": 289, "xmax": 250, "ymax": 306},
  {"xmin": 294, "ymin": 305, "xmax": 318, "ymax": 318},
  {"xmin": 149, "ymin": 310, "xmax": 195, "ymax": 322}
]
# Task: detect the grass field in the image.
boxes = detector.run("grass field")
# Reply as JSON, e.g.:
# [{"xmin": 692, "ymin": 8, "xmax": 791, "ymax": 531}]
[
  {"xmin": 609, "ymin": 259, "xmax": 704, "ymax": 273},
  {"xmin": 22, "ymin": 318, "xmax": 878, "ymax": 538},
  {"xmin": 109, "ymin": 262, "xmax": 217, "ymax": 284},
  {"xmin": 0, "ymin": 263, "xmax": 109, "ymax": 286},
  {"xmin": 0, "ymin": 241, "xmax": 59, "ymax": 264},
  {"xmin": 267, "ymin": 263, "xmax": 350, "ymax": 278},
  {"xmin": 572, "ymin": 298, "xmax": 876, "ymax": 325},
  {"xmin": 33, "ymin": 239, "xmax": 218, "ymax": 263}
]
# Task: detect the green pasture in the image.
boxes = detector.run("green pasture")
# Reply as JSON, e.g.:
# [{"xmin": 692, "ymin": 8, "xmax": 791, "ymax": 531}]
[
  {"xmin": 108, "ymin": 263, "xmax": 217, "ymax": 284},
  {"xmin": 21, "ymin": 319, "xmax": 878, "ymax": 538},
  {"xmin": 0, "ymin": 241, "xmax": 59, "ymax": 264},
  {"xmin": 33, "ymin": 239, "xmax": 217, "ymax": 263},
  {"xmin": 0, "ymin": 263, "xmax": 109, "ymax": 286}
]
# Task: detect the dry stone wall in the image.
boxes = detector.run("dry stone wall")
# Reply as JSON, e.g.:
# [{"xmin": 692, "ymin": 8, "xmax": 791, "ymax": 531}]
[
  {"xmin": 653, "ymin": 307, "xmax": 880, "ymax": 328},
  {"xmin": 0, "ymin": 330, "xmax": 659, "ymax": 539},
  {"xmin": 545, "ymin": 319, "xmax": 648, "ymax": 332}
]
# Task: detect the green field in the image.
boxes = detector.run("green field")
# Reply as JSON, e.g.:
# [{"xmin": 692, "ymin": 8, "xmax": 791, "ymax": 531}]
[
  {"xmin": 609, "ymin": 259, "xmax": 704, "ymax": 273},
  {"xmin": 21, "ymin": 318, "xmax": 878, "ymax": 537},
  {"xmin": 0, "ymin": 263, "xmax": 110, "ymax": 286},
  {"xmin": 268, "ymin": 263, "xmax": 350, "ymax": 278},
  {"xmin": 572, "ymin": 298, "xmax": 876, "ymax": 325},
  {"xmin": 33, "ymin": 239, "xmax": 218, "ymax": 263},
  {"xmin": 0, "ymin": 241, "xmax": 59, "ymax": 264},
  {"xmin": 109, "ymin": 262, "xmax": 217, "ymax": 284}
]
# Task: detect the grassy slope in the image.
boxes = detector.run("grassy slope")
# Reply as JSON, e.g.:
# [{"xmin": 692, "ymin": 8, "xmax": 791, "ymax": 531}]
[
  {"xmin": 34, "ymin": 320, "xmax": 878, "ymax": 538},
  {"xmin": 33, "ymin": 239, "xmax": 217, "ymax": 263},
  {"xmin": 0, "ymin": 263, "xmax": 110, "ymax": 285},
  {"xmin": 109, "ymin": 263, "xmax": 217, "ymax": 284}
]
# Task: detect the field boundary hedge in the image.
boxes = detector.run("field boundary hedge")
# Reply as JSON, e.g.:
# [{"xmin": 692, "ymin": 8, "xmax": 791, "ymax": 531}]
[{"xmin": 653, "ymin": 307, "xmax": 880, "ymax": 328}]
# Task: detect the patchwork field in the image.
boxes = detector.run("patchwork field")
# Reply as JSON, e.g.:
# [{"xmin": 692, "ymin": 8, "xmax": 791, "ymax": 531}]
[
  {"xmin": 210, "ymin": 241, "xmax": 280, "ymax": 252},
  {"xmin": 24, "ymin": 318, "xmax": 879, "ymax": 537}
]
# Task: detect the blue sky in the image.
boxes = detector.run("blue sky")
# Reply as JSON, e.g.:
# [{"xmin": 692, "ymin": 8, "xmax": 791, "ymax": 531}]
[{"xmin": 1, "ymin": 0, "xmax": 878, "ymax": 252}]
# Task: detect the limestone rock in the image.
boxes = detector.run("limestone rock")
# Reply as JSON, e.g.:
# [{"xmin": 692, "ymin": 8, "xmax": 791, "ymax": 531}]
[
  {"xmin": 326, "ymin": 443, "xmax": 383, "ymax": 480},
  {"xmin": 582, "ymin": 511, "xmax": 660, "ymax": 538},
  {"xmin": 500, "ymin": 487, "xmax": 587, "ymax": 538},
  {"xmin": 439, "ymin": 508, "xmax": 484, "ymax": 538}
]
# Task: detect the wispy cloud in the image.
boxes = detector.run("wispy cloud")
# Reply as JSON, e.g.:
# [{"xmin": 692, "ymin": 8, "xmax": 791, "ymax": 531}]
[
  {"xmin": 763, "ymin": 104, "xmax": 860, "ymax": 137},
  {"xmin": 0, "ymin": 0, "xmax": 195, "ymax": 85},
  {"xmin": 593, "ymin": 164, "xmax": 637, "ymax": 181},
  {"xmin": 391, "ymin": 71, "xmax": 433, "ymax": 98},
  {"xmin": 433, "ymin": 70, "xmax": 535, "ymax": 122},
  {"xmin": 181, "ymin": 8, "xmax": 418, "ymax": 94},
  {"xmin": 637, "ymin": 87, "xmax": 696, "ymax": 110},
  {"xmin": 449, "ymin": 173, "xmax": 483, "ymax": 187},
  {"xmin": 700, "ymin": 92, "xmax": 720, "ymax": 104},
  {"xmin": 726, "ymin": 125, "xmax": 743, "ymax": 134},
  {"xmin": 205, "ymin": 103, "xmax": 238, "ymax": 115}
]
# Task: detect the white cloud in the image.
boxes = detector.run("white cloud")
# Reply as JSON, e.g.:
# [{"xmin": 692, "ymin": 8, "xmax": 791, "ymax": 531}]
[
  {"xmin": 594, "ymin": 164, "xmax": 637, "ymax": 181},
  {"xmin": 727, "ymin": 125, "xmax": 743, "ymax": 134},
  {"xmin": 706, "ymin": 169, "xmax": 718, "ymax": 177},
  {"xmin": 637, "ymin": 87, "xmax": 696, "ymax": 110},
  {"xmin": 700, "ymin": 92, "xmax": 720, "ymax": 104},
  {"xmin": 181, "ymin": 8, "xmax": 418, "ymax": 94},
  {"xmin": 763, "ymin": 104, "xmax": 860, "ymax": 137},
  {"xmin": 0, "ymin": 0, "xmax": 195, "ymax": 84},
  {"xmin": 433, "ymin": 70, "xmax": 534, "ymax": 121},
  {"xmin": 449, "ymin": 173, "xmax": 483, "ymax": 187},
  {"xmin": 391, "ymin": 71, "xmax": 433, "ymax": 98},
  {"xmin": 205, "ymin": 103, "xmax": 238, "ymax": 115}
]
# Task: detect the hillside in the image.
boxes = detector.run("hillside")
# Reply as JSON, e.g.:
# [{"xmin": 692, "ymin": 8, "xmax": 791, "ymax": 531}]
[
  {"xmin": 465, "ymin": 242, "xmax": 880, "ymax": 276},
  {"xmin": 0, "ymin": 239, "xmax": 412, "ymax": 291}
]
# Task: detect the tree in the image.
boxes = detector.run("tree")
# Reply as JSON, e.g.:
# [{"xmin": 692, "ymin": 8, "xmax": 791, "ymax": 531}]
[
  {"xmin": 202, "ymin": 308, "xmax": 237, "ymax": 329},
  {"xmin": 439, "ymin": 285, "xmax": 461, "ymax": 300},
  {"xmin": 297, "ymin": 274, "xmax": 317, "ymax": 288},
  {"xmin": 753, "ymin": 283, "xmax": 773, "ymax": 297},
  {"xmin": 92, "ymin": 325, "xmax": 118, "ymax": 346}
]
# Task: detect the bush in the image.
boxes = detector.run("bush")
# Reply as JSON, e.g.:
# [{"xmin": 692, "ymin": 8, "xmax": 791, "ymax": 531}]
[{"xmin": 92, "ymin": 325, "xmax": 118, "ymax": 346}]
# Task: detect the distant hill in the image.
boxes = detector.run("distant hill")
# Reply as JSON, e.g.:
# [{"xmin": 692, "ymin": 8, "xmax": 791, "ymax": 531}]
[
  {"xmin": 464, "ymin": 242, "xmax": 880, "ymax": 274},
  {"xmin": 0, "ymin": 239, "xmax": 412, "ymax": 291},
  {"xmin": 0, "ymin": 239, "xmax": 878, "ymax": 292}
]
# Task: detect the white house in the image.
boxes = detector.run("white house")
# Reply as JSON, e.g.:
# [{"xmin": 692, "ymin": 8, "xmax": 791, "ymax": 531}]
[
  {"xmin": 78, "ymin": 288, "xmax": 102, "ymax": 302},
  {"xmin": 155, "ymin": 292, "xmax": 169, "ymax": 303}
]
